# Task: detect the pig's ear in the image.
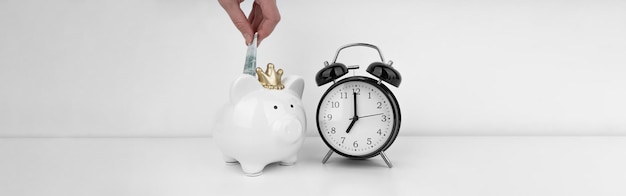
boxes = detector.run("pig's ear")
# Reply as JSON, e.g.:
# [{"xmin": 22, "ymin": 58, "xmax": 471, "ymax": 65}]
[
  {"xmin": 230, "ymin": 74, "xmax": 261, "ymax": 104},
  {"xmin": 283, "ymin": 75, "xmax": 305, "ymax": 99}
]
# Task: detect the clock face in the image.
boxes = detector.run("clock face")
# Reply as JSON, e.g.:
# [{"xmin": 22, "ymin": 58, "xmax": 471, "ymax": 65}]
[{"xmin": 317, "ymin": 77, "xmax": 399, "ymax": 158}]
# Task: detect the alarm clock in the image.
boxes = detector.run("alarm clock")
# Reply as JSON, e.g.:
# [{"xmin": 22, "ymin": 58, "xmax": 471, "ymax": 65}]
[{"xmin": 315, "ymin": 43, "xmax": 402, "ymax": 168}]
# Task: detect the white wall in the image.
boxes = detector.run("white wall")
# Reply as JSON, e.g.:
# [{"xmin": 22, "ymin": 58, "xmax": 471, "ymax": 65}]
[{"xmin": 1, "ymin": 0, "xmax": 625, "ymax": 137}]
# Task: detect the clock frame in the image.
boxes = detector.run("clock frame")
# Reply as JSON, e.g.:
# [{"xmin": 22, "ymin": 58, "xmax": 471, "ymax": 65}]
[{"xmin": 314, "ymin": 43, "xmax": 402, "ymax": 168}]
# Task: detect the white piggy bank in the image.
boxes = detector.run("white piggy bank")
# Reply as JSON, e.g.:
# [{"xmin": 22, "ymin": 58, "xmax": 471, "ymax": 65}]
[{"xmin": 213, "ymin": 70, "xmax": 306, "ymax": 177}]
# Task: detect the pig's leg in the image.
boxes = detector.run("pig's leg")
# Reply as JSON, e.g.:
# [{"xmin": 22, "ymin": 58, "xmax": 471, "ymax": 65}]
[
  {"xmin": 279, "ymin": 155, "xmax": 298, "ymax": 166},
  {"xmin": 241, "ymin": 163, "xmax": 265, "ymax": 177},
  {"xmin": 222, "ymin": 154, "xmax": 239, "ymax": 165}
]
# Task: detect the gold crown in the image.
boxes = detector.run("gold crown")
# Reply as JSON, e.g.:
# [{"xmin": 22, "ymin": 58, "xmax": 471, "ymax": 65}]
[{"xmin": 256, "ymin": 63, "xmax": 284, "ymax": 90}]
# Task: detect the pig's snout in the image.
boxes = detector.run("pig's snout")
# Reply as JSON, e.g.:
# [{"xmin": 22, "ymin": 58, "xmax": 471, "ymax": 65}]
[{"xmin": 272, "ymin": 118, "xmax": 303, "ymax": 144}]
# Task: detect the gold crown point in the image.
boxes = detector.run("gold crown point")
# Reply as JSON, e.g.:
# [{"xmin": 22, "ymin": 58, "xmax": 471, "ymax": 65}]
[{"xmin": 256, "ymin": 63, "xmax": 284, "ymax": 90}]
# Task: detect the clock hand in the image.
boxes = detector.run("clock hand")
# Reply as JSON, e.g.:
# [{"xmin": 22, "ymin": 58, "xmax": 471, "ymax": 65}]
[
  {"xmin": 353, "ymin": 92, "xmax": 358, "ymax": 118},
  {"xmin": 346, "ymin": 92, "xmax": 359, "ymax": 133},
  {"xmin": 345, "ymin": 117, "xmax": 357, "ymax": 133},
  {"xmin": 358, "ymin": 113, "xmax": 384, "ymax": 119}
]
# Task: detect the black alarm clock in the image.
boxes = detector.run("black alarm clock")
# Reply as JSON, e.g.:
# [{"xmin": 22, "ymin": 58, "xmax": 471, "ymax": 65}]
[{"xmin": 315, "ymin": 43, "xmax": 402, "ymax": 168}]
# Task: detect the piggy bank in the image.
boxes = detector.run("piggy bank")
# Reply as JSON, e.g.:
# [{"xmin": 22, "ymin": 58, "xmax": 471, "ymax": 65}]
[{"xmin": 213, "ymin": 63, "xmax": 306, "ymax": 176}]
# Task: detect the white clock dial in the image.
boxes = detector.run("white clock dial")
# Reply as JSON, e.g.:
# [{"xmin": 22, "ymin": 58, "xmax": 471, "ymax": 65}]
[{"xmin": 318, "ymin": 80, "xmax": 395, "ymax": 156}]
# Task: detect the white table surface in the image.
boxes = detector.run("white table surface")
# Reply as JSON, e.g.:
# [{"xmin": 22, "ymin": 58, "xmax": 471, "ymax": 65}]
[{"xmin": 1, "ymin": 136, "xmax": 625, "ymax": 196}]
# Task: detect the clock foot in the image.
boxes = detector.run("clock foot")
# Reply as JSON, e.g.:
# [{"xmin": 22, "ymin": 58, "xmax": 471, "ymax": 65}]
[
  {"xmin": 321, "ymin": 149, "xmax": 334, "ymax": 164},
  {"xmin": 380, "ymin": 151, "xmax": 393, "ymax": 168}
]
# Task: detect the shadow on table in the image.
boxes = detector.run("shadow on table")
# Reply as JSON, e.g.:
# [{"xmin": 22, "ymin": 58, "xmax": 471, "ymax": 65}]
[{"xmin": 321, "ymin": 156, "xmax": 391, "ymax": 169}]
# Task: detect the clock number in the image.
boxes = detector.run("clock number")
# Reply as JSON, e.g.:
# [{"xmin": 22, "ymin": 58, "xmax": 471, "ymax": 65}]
[
  {"xmin": 324, "ymin": 114, "xmax": 333, "ymax": 121},
  {"xmin": 377, "ymin": 129, "xmax": 382, "ymax": 135},
  {"xmin": 352, "ymin": 88, "xmax": 360, "ymax": 95},
  {"xmin": 340, "ymin": 92, "xmax": 348, "ymax": 99},
  {"xmin": 368, "ymin": 92, "xmax": 372, "ymax": 99},
  {"xmin": 340, "ymin": 137, "xmax": 346, "ymax": 144},
  {"xmin": 331, "ymin": 101, "xmax": 340, "ymax": 108},
  {"xmin": 377, "ymin": 102, "xmax": 382, "ymax": 109},
  {"xmin": 367, "ymin": 138, "xmax": 372, "ymax": 145},
  {"xmin": 330, "ymin": 127, "xmax": 336, "ymax": 134},
  {"xmin": 353, "ymin": 141, "xmax": 358, "ymax": 148},
  {"xmin": 381, "ymin": 115, "xmax": 387, "ymax": 122}
]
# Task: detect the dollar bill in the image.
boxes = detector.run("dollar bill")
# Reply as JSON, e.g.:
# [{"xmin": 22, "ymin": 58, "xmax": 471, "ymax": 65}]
[{"xmin": 243, "ymin": 33, "xmax": 258, "ymax": 76}]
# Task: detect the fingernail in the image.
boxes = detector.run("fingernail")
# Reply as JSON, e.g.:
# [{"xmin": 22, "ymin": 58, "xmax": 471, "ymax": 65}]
[{"xmin": 243, "ymin": 33, "xmax": 253, "ymax": 45}]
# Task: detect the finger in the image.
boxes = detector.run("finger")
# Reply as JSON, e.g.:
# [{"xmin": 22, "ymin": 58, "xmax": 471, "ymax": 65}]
[
  {"xmin": 250, "ymin": 2, "xmax": 263, "ymax": 33},
  {"xmin": 218, "ymin": 0, "xmax": 254, "ymax": 45},
  {"xmin": 254, "ymin": 0, "xmax": 280, "ymax": 46},
  {"xmin": 247, "ymin": 2, "xmax": 256, "ymax": 24}
]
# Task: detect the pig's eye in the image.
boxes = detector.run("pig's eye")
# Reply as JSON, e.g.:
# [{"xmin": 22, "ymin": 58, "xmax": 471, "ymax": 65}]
[
  {"xmin": 273, "ymin": 105, "xmax": 278, "ymax": 109},
  {"xmin": 290, "ymin": 104, "xmax": 294, "ymax": 108}
]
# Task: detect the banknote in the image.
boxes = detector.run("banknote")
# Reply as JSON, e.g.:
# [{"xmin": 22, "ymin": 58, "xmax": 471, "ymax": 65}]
[{"xmin": 243, "ymin": 33, "xmax": 258, "ymax": 76}]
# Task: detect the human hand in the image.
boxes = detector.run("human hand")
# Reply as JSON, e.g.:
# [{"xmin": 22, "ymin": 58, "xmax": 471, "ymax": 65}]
[{"xmin": 218, "ymin": 0, "xmax": 280, "ymax": 46}]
